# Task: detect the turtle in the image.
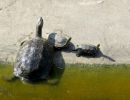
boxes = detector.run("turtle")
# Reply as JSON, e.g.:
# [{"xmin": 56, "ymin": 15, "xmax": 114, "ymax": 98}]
[
  {"xmin": 73, "ymin": 44, "xmax": 100, "ymax": 57},
  {"xmin": 47, "ymin": 30, "xmax": 71, "ymax": 49},
  {"xmin": 9, "ymin": 17, "xmax": 53, "ymax": 83}
]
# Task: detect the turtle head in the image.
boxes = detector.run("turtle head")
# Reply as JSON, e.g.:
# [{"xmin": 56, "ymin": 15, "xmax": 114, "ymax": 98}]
[
  {"xmin": 72, "ymin": 44, "xmax": 79, "ymax": 51},
  {"xmin": 36, "ymin": 17, "xmax": 44, "ymax": 37}
]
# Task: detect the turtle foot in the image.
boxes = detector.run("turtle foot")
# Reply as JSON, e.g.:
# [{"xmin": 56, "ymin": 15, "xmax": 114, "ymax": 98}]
[
  {"xmin": 2, "ymin": 76, "xmax": 19, "ymax": 82},
  {"xmin": 76, "ymin": 53, "xmax": 81, "ymax": 57}
]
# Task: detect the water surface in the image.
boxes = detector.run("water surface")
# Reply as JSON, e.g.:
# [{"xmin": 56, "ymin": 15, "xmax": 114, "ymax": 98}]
[{"xmin": 0, "ymin": 64, "xmax": 130, "ymax": 100}]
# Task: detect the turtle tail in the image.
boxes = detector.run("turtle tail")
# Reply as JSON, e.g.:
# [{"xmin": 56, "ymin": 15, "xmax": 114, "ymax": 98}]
[{"xmin": 96, "ymin": 44, "xmax": 100, "ymax": 50}]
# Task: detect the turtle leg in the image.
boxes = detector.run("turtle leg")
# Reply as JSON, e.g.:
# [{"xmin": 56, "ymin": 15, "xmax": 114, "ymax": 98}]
[
  {"xmin": 76, "ymin": 49, "xmax": 82, "ymax": 57},
  {"xmin": 20, "ymin": 41, "xmax": 26, "ymax": 46},
  {"xmin": 3, "ymin": 75, "xmax": 19, "ymax": 82}
]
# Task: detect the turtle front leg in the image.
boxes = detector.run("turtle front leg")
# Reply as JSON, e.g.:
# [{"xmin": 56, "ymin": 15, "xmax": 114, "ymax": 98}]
[
  {"xmin": 3, "ymin": 75, "xmax": 19, "ymax": 82},
  {"xmin": 76, "ymin": 48, "xmax": 82, "ymax": 57},
  {"xmin": 20, "ymin": 41, "xmax": 26, "ymax": 46}
]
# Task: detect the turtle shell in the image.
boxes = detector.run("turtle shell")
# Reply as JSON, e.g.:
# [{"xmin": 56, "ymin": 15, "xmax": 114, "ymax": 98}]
[
  {"xmin": 14, "ymin": 37, "xmax": 45, "ymax": 78},
  {"xmin": 48, "ymin": 32, "xmax": 71, "ymax": 48},
  {"xmin": 75, "ymin": 44, "xmax": 99, "ymax": 57},
  {"xmin": 78, "ymin": 44, "xmax": 96, "ymax": 50}
]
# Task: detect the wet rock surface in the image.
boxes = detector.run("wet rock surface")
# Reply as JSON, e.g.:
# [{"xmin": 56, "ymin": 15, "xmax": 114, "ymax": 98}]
[{"xmin": 0, "ymin": 0, "xmax": 130, "ymax": 64}]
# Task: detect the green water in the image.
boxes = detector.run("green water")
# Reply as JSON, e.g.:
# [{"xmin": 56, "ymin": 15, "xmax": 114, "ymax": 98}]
[{"xmin": 0, "ymin": 64, "xmax": 130, "ymax": 100}]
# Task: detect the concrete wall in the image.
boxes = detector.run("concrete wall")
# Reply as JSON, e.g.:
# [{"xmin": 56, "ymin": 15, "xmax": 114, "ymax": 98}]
[{"xmin": 0, "ymin": 0, "xmax": 130, "ymax": 64}]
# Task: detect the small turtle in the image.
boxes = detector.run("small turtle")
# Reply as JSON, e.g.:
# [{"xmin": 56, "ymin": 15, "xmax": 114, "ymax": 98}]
[
  {"xmin": 11, "ymin": 17, "xmax": 53, "ymax": 83},
  {"xmin": 47, "ymin": 30, "xmax": 71, "ymax": 49},
  {"xmin": 74, "ymin": 44, "xmax": 100, "ymax": 57}
]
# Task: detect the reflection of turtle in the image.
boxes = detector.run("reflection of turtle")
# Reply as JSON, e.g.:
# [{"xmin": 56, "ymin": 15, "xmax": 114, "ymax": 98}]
[
  {"xmin": 12, "ymin": 17, "xmax": 53, "ymax": 82},
  {"xmin": 74, "ymin": 44, "xmax": 100, "ymax": 57},
  {"xmin": 47, "ymin": 31, "xmax": 71, "ymax": 49}
]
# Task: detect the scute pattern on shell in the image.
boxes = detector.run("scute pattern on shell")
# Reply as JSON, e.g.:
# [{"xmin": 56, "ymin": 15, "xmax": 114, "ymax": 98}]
[
  {"xmin": 78, "ymin": 44, "xmax": 96, "ymax": 50},
  {"xmin": 24, "ymin": 40, "xmax": 54, "ymax": 80},
  {"xmin": 14, "ymin": 38, "xmax": 44, "ymax": 77},
  {"xmin": 48, "ymin": 32, "xmax": 71, "ymax": 48}
]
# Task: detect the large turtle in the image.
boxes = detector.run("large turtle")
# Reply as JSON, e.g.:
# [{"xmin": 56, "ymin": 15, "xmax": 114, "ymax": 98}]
[
  {"xmin": 47, "ymin": 30, "xmax": 71, "ymax": 49},
  {"xmin": 73, "ymin": 44, "xmax": 100, "ymax": 57},
  {"xmin": 11, "ymin": 17, "xmax": 53, "ymax": 83}
]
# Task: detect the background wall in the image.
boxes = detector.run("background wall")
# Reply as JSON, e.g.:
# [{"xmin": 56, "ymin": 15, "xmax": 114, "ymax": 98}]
[{"xmin": 0, "ymin": 0, "xmax": 130, "ymax": 64}]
